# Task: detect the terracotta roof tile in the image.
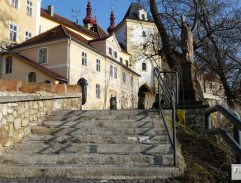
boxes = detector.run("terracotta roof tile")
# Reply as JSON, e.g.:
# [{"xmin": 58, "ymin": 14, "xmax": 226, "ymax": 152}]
[{"xmin": 41, "ymin": 8, "xmax": 107, "ymax": 39}]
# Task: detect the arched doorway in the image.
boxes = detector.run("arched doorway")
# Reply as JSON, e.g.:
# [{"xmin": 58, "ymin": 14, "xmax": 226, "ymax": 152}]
[{"xmin": 138, "ymin": 84, "xmax": 151, "ymax": 109}]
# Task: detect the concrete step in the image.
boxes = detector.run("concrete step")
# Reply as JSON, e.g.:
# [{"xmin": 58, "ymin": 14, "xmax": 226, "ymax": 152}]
[
  {"xmin": 31, "ymin": 126, "xmax": 167, "ymax": 136},
  {"xmin": 42, "ymin": 120, "xmax": 164, "ymax": 128},
  {"xmin": 50, "ymin": 109, "xmax": 170, "ymax": 117},
  {"xmin": 28, "ymin": 134, "xmax": 169, "ymax": 144},
  {"xmin": 6, "ymin": 142, "xmax": 172, "ymax": 155},
  {"xmin": 0, "ymin": 153, "xmax": 174, "ymax": 166},
  {"xmin": 0, "ymin": 164, "xmax": 181, "ymax": 180},
  {"xmin": 45, "ymin": 114, "xmax": 162, "ymax": 122}
]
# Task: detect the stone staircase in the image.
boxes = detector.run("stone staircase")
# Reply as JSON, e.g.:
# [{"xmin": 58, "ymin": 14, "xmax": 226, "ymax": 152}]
[{"xmin": 0, "ymin": 110, "xmax": 184, "ymax": 180}]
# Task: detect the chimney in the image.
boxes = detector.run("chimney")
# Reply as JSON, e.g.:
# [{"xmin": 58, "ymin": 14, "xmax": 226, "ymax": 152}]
[{"xmin": 48, "ymin": 5, "xmax": 54, "ymax": 17}]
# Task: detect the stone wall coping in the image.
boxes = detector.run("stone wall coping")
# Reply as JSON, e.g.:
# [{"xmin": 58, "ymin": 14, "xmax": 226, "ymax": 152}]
[{"xmin": 0, "ymin": 94, "xmax": 81, "ymax": 104}]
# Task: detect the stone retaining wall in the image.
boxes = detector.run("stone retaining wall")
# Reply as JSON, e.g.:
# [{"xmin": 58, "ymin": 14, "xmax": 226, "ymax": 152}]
[{"xmin": 0, "ymin": 79, "xmax": 82, "ymax": 154}]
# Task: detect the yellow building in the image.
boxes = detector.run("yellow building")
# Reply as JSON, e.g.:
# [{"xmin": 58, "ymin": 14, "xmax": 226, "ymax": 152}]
[
  {"xmin": 0, "ymin": 0, "xmax": 41, "ymax": 45},
  {"xmin": 0, "ymin": 1, "xmax": 140, "ymax": 110}
]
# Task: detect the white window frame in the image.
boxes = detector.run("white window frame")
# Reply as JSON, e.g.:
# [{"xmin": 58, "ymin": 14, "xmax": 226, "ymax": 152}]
[
  {"xmin": 82, "ymin": 52, "xmax": 87, "ymax": 66},
  {"xmin": 26, "ymin": 0, "xmax": 33, "ymax": 17},
  {"xmin": 10, "ymin": 0, "xmax": 20, "ymax": 9},
  {"xmin": 38, "ymin": 47, "xmax": 48, "ymax": 64},
  {"xmin": 96, "ymin": 84, "xmax": 101, "ymax": 99},
  {"xmin": 25, "ymin": 29, "xmax": 33, "ymax": 40},
  {"xmin": 9, "ymin": 22, "xmax": 18, "ymax": 42},
  {"xmin": 110, "ymin": 65, "xmax": 113, "ymax": 77},
  {"xmin": 96, "ymin": 59, "xmax": 101, "ymax": 72},
  {"xmin": 109, "ymin": 47, "xmax": 112, "ymax": 56},
  {"xmin": 114, "ymin": 67, "xmax": 118, "ymax": 79}
]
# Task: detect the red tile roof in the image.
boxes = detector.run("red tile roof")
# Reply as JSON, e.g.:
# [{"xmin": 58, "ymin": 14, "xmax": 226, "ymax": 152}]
[
  {"xmin": 12, "ymin": 25, "xmax": 89, "ymax": 49},
  {"xmin": 3, "ymin": 52, "xmax": 67, "ymax": 82},
  {"xmin": 41, "ymin": 8, "xmax": 107, "ymax": 39}
]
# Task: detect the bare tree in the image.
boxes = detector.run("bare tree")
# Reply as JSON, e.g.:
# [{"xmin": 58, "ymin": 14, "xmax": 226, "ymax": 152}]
[{"xmin": 147, "ymin": 0, "xmax": 241, "ymax": 107}]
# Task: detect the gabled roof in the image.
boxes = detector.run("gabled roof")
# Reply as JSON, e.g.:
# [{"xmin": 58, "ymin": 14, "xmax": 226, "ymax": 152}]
[
  {"xmin": 3, "ymin": 52, "xmax": 67, "ymax": 82},
  {"xmin": 41, "ymin": 8, "xmax": 107, "ymax": 39},
  {"xmin": 123, "ymin": 2, "xmax": 152, "ymax": 22},
  {"xmin": 12, "ymin": 25, "xmax": 89, "ymax": 49}
]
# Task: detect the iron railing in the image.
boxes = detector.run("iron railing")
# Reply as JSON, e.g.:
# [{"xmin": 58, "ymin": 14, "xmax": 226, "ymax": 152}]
[
  {"xmin": 153, "ymin": 67, "xmax": 179, "ymax": 166},
  {"xmin": 205, "ymin": 105, "xmax": 241, "ymax": 163}
]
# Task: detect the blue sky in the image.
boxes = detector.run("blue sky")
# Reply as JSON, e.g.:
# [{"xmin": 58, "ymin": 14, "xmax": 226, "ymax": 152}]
[{"xmin": 41, "ymin": 0, "xmax": 133, "ymax": 31}]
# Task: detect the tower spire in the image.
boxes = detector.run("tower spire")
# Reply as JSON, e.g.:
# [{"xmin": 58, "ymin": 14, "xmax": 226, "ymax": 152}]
[
  {"xmin": 83, "ymin": 0, "xmax": 95, "ymax": 28},
  {"xmin": 107, "ymin": 8, "xmax": 115, "ymax": 35}
]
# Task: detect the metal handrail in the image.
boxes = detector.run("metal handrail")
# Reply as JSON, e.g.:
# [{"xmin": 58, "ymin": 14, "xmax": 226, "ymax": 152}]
[
  {"xmin": 153, "ymin": 67, "xmax": 178, "ymax": 166},
  {"xmin": 205, "ymin": 105, "xmax": 241, "ymax": 163}
]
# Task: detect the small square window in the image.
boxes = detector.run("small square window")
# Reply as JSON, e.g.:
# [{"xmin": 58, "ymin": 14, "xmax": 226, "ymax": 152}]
[{"xmin": 25, "ymin": 31, "xmax": 32, "ymax": 40}]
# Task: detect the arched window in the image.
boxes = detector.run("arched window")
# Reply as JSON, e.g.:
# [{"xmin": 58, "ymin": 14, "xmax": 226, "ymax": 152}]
[
  {"xmin": 5, "ymin": 56, "xmax": 12, "ymax": 74},
  {"xmin": 142, "ymin": 62, "xmax": 147, "ymax": 71},
  {"xmin": 28, "ymin": 72, "xmax": 36, "ymax": 82},
  {"xmin": 142, "ymin": 31, "xmax": 146, "ymax": 37},
  {"xmin": 96, "ymin": 84, "xmax": 101, "ymax": 99}
]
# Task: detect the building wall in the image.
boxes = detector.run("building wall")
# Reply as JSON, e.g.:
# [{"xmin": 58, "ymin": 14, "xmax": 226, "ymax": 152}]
[
  {"xmin": 115, "ymin": 19, "xmax": 162, "ymax": 108},
  {"xmin": 0, "ymin": 54, "xmax": 58, "ymax": 83},
  {"xmin": 14, "ymin": 40, "xmax": 69, "ymax": 78},
  {"xmin": 0, "ymin": 0, "xmax": 41, "ymax": 45},
  {"xmin": 69, "ymin": 41, "xmax": 139, "ymax": 110}
]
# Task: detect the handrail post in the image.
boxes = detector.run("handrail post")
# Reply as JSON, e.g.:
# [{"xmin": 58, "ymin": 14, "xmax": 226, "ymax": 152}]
[
  {"xmin": 158, "ymin": 84, "xmax": 161, "ymax": 115},
  {"xmin": 234, "ymin": 112, "xmax": 241, "ymax": 164},
  {"xmin": 171, "ymin": 91, "xmax": 177, "ymax": 166}
]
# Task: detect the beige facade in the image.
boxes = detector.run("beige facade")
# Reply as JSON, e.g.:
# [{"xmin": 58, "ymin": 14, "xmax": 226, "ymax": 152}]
[
  {"xmin": 0, "ymin": 0, "xmax": 41, "ymax": 45},
  {"xmin": 6, "ymin": 25, "xmax": 139, "ymax": 110},
  {"xmin": 0, "ymin": 53, "xmax": 66, "ymax": 84}
]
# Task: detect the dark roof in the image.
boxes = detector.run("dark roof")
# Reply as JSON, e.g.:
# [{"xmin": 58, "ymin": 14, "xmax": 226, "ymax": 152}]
[
  {"xmin": 41, "ymin": 8, "xmax": 107, "ymax": 39},
  {"xmin": 123, "ymin": 2, "xmax": 152, "ymax": 22},
  {"xmin": 12, "ymin": 25, "xmax": 89, "ymax": 49},
  {"xmin": 3, "ymin": 52, "xmax": 67, "ymax": 82}
]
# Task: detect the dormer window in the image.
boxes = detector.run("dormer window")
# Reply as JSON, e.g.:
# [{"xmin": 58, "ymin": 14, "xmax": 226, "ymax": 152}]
[
  {"xmin": 109, "ymin": 48, "xmax": 112, "ymax": 56},
  {"xmin": 139, "ymin": 9, "xmax": 147, "ymax": 20},
  {"xmin": 114, "ymin": 51, "xmax": 118, "ymax": 59}
]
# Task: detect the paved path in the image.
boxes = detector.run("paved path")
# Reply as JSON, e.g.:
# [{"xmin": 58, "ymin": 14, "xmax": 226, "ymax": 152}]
[{"xmin": 0, "ymin": 178, "xmax": 181, "ymax": 183}]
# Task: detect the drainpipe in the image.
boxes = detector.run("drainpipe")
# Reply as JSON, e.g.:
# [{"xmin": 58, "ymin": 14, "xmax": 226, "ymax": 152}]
[{"xmin": 67, "ymin": 37, "xmax": 71, "ymax": 84}]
